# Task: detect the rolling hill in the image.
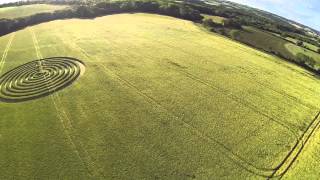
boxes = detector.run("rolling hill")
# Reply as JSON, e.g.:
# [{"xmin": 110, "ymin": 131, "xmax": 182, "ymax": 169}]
[
  {"xmin": 0, "ymin": 13, "xmax": 320, "ymax": 179},
  {"xmin": 0, "ymin": 4, "xmax": 68, "ymax": 19}
]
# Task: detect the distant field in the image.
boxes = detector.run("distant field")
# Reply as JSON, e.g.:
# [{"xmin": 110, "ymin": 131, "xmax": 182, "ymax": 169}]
[
  {"xmin": 0, "ymin": 13, "xmax": 320, "ymax": 179},
  {"xmin": 201, "ymin": 14, "xmax": 227, "ymax": 24},
  {"xmin": 285, "ymin": 37, "xmax": 320, "ymax": 52},
  {"xmin": 232, "ymin": 26, "xmax": 295, "ymax": 59},
  {"xmin": 232, "ymin": 26, "xmax": 320, "ymax": 63},
  {"xmin": 0, "ymin": 4, "xmax": 68, "ymax": 19},
  {"xmin": 285, "ymin": 43, "xmax": 320, "ymax": 63}
]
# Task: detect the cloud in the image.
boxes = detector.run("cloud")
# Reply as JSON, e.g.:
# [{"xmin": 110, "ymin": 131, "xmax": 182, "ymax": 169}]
[
  {"xmin": 0, "ymin": 0, "xmax": 18, "ymax": 4},
  {"xmin": 0, "ymin": 0, "xmax": 24, "ymax": 4},
  {"xmin": 228, "ymin": 0, "xmax": 320, "ymax": 31}
]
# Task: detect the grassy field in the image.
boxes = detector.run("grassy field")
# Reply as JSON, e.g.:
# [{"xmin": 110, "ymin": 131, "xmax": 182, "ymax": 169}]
[
  {"xmin": 232, "ymin": 26, "xmax": 320, "ymax": 66},
  {"xmin": 231, "ymin": 26, "xmax": 296, "ymax": 59},
  {"xmin": 272, "ymin": 33, "xmax": 320, "ymax": 52},
  {"xmin": 201, "ymin": 14, "xmax": 227, "ymax": 24},
  {"xmin": 285, "ymin": 37, "xmax": 320, "ymax": 52},
  {"xmin": 285, "ymin": 43, "xmax": 320, "ymax": 63},
  {"xmin": 1, "ymin": 13, "xmax": 320, "ymax": 179},
  {"xmin": 0, "ymin": 4, "xmax": 68, "ymax": 19}
]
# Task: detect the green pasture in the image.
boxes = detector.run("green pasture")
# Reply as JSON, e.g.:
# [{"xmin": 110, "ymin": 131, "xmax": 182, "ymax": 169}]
[
  {"xmin": 232, "ymin": 26, "xmax": 320, "ymax": 66},
  {"xmin": 0, "ymin": 4, "xmax": 69, "ymax": 19},
  {"xmin": 285, "ymin": 43, "xmax": 320, "ymax": 63},
  {"xmin": 0, "ymin": 13, "xmax": 320, "ymax": 179},
  {"xmin": 232, "ymin": 26, "xmax": 295, "ymax": 59},
  {"xmin": 285, "ymin": 37, "xmax": 319, "ymax": 52},
  {"xmin": 201, "ymin": 14, "xmax": 227, "ymax": 24}
]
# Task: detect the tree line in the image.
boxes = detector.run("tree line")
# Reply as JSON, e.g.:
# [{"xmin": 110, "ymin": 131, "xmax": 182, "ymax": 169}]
[
  {"xmin": 182, "ymin": 0, "xmax": 320, "ymax": 48},
  {"xmin": 0, "ymin": 0, "xmax": 203, "ymax": 36},
  {"xmin": 0, "ymin": 0, "xmax": 319, "ymax": 74}
]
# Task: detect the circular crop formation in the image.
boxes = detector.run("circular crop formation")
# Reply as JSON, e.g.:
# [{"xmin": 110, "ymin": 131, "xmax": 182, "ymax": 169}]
[{"xmin": 0, "ymin": 57, "xmax": 85, "ymax": 102}]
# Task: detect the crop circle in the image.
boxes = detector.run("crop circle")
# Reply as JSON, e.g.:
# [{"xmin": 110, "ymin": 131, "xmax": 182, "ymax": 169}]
[{"xmin": 0, "ymin": 57, "xmax": 85, "ymax": 102}]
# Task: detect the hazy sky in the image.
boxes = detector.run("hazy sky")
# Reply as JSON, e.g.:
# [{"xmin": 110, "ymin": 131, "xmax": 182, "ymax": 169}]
[
  {"xmin": 228, "ymin": 0, "xmax": 320, "ymax": 31},
  {"xmin": 0, "ymin": 0, "xmax": 19, "ymax": 4},
  {"xmin": 0, "ymin": 0, "xmax": 319, "ymax": 31}
]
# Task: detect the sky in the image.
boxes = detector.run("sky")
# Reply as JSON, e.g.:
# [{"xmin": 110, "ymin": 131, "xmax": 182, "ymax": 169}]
[
  {"xmin": 228, "ymin": 0, "xmax": 320, "ymax": 31},
  {"xmin": 0, "ymin": 0, "xmax": 319, "ymax": 31},
  {"xmin": 0, "ymin": 0, "xmax": 19, "ymax": 4}
]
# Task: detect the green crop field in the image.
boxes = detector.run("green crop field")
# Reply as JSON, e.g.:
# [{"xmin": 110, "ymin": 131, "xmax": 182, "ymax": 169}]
[
  {"xmin": 1, "ymin": 13, "xmax": 320, "ymax": 179},
  {"xmin": 0, "ymin": 4, "xmax": 69, "ymax": 19}
]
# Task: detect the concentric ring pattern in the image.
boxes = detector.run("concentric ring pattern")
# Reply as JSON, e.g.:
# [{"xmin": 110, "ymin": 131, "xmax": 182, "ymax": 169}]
[{"xmin": 0, "ymin": 57, "xmax": 85, "ymax": 102}]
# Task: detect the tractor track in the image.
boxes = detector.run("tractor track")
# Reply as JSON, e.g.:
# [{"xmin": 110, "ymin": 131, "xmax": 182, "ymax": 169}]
[
  {"xmin": 58, "ymin": 30, "xmax": 320, "ymax": 178},
  {"xmin": 268, "ymin": 111, "xmax": 320, "ymax": 179},
  {"xmin": 166, "ymin": 63, "xmax": 297, "ymax": 137},
  {"xmin": 105, "ymin": 30, "xmax": 317, "ymax": 111},
  {"xmin": 167, "ymin": 63, "xmax": 320, "ymax": 178},
  {"xmin": 0, "ymin": 33, "xmax": 15, "ymax": 74},
  {"xmin": 30, "ymin": 28, "xmax": 103, "ymax": 178},
  {"xmin": 67, "ymin": 40, "xmax": 276, "ymax": 177}
]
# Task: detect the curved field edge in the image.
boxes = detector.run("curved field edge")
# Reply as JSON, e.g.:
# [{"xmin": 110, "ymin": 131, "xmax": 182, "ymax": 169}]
[
  {"xmin": 0, "ymin": 13, "xmax": 319, "ymax": 179},
  {"xmin": 0, "ymin": 1, "xmax": 319, "ymax": 78}
]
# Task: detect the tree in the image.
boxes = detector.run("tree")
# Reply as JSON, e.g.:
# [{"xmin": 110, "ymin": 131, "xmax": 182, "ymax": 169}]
[
  {"xmin": 296, "ymin": 53, "xmax": 316, "ymax": 68},
  {"xmin": 179, "ymin": 6, "xmax": 202, "ymax": 21},
  {"xmin": 203, "ymin": 18, "xmax": 222, "ymax": 28},
  {"xmin": 119, "ymin": 1, "xmax": 136, "ymax": 11},
  {"xmin": 137, "ymin": 1, "xmax": 159, "ymax": 12},
  {"xmin": 159, "ymin": 3, "xmax": 202, "ymax": 21},
  {"xmin": 160, "ymin": 3, "xmax": 180, "ymax": 17},
  {"xmin": 280, "ymin": 32, "xmax": 287, "ymax": 38},
  {"xmin": 75, "ymin": 6, "xmax": 96, "ymax": 18},
  {"xmin": 215, "ymin": 28, "xmax": 226, "ymax": 35},
  {"xmin": 230, "ymin": 30, "xmax": 240, "ymax": 40},
  {"xmin": 222, "ymin": 19, "xmax": 242, "ymax": 29},
  {"xmin": 296, "ymin": 40, "xmax": 304, "ymax": 47}
]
